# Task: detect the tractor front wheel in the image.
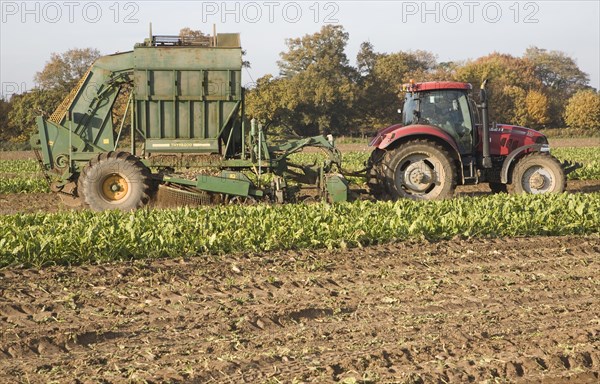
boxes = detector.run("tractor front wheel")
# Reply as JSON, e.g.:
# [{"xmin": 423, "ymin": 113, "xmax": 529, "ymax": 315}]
[
  {"xmin": 79, "ymin": 151, "xmax": 153, "ymax": 211},
  {"xmin": 509, "ymin": 152, "xmax": 566, "ymax": 194},
  {"xmin": 382, "ymin": 140, "xmax": 457, "ymax": 200}
]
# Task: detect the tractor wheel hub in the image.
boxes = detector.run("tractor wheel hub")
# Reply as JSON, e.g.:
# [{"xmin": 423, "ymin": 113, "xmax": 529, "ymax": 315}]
[
  {"xmin": 404, "ymin": 162, "xmax": 433, "ymax": 192},
  {"xmin": 529, "ymin": 173, "xmax": 546, "ymax": 190}
]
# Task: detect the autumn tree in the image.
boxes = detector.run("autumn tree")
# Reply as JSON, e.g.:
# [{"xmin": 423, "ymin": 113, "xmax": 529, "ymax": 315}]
[
  {"xmin": 500, "ymin": 86, "xmax": 550, "ymax": 128},
  {"xmin": 524, "ymin": 90, "xmax": 550, "ymax": 128},
  {"xmin": 454, "ymin": 53, "xmax": 542, "ymax": 124},
  {"xmin": 563, "ymin": 90, "xmax": 600, "ymax": 132},
  {"xmin": 179, "ymin": 27, "xmax": 205, "ymax": 38},
  {"xmin": 34, "ymin": 48, "xmax": 101, "ymax": 91}
]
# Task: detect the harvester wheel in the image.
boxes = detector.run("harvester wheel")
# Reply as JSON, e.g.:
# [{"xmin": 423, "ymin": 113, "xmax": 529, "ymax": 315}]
[
  {"xmin": 382, "ymin": 140, "xmax": 457, "ymax": 200},
  {"xmin": 509, "ymin": 152, "xmax": 566, "ymax": 194},
  {"xmin": 79, "ymin": 151, "xmax": 153, "ymax": 211},
  {"xmin": 489, "ymin": 182, "xmax": 508, "ymax": 193}
]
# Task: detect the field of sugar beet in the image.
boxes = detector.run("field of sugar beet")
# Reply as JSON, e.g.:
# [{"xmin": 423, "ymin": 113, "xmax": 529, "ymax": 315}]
[{"xmin": 0, "ymin": 137, "xmax": 599, "ymax": 383}]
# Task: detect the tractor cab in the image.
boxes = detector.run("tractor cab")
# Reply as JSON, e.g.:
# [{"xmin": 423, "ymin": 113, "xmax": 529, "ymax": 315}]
[{"xmin": 401, "ymin": 82, "xmax": 477, "ymax": 154}]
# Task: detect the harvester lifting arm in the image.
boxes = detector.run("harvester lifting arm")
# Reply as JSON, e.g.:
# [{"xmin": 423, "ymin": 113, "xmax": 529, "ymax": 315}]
[
  {"xmin": 73, "ymin": 71, "xmax": 132, "ymax": 139},
  {"xmin": 32, "ymin": 51, "xmax": 134, "ymax": 174}
]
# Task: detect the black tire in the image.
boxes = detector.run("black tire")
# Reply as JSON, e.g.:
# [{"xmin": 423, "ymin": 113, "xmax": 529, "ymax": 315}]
[
  {"xmin": 79, "ymin": 151, "xmax": 153, "ymax": 211},
  {"xmin": 382, "ymin": 140, "xmax": 457, "ymax": 200},
  {"xmin": 508, "ymin": 152, "xmax": 566, "ymax": 194},
  {"xmin": 489, "ymin": 182, "xmax": 508, "ymax": 193}
]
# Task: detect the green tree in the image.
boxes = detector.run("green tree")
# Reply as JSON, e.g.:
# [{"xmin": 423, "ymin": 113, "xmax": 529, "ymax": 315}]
[
  {"xmin": 6, "ymin": 89, "xmax": 64, "ymax": 142},
  {"xmin": 34, "ymin": 48, "xmax": 101, "ymax": 91},
  {"xmin": 524, "ymin": 47, "xmax": 589, "ymax": 93},
  {"xmin": 524, "ymin": 47, "xmax": 590, "ymax": 126},
  {"xmin": 248, "ymin": 25, "xmax": 359, "ymax": 136},
  {"xmin": 354, "ymin": 42, "xmax": 396, "ymax": 133},
  {"xmin": 563, "ymin": 90, "xmax": 600, "ymax": 132},
  {"xmin": 245, "ymin": 75, "xmax": 297, "ymax": 129},
  {"xmin": 356, "ymin": 41, "xmax": 379, "ymax": 76},
  {"xmin": 277, "ymin": 25, "xmax": 351, "ymax": 77},
  {"xmin": 0, "ymin": 97, "xmax": 13, "ymax": 142},
  {"xmin": 353, "ymin": 46, "xmax": 437, "ymax": 132}
]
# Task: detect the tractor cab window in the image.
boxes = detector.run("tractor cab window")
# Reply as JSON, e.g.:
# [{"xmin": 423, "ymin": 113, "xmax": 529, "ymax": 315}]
[
  {"xmin": 416, "ymin": 90, "xmax": 473, "ymax": 154},
  {"xmin": 401, "ymin": 95, "xmax": 418, "ymax": 126}
]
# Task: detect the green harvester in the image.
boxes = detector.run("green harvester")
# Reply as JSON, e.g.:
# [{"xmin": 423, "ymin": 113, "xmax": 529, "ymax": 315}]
[{"xmin": 31, "ymin": 30, "xmax": 349, "ymax": 210}]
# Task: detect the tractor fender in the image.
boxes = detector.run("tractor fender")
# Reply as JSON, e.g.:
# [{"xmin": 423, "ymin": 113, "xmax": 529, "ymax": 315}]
[
  {"xmin": 372, "ymin": 124, "xmax": 465, "ymax": 183},
  {"xmin": 374, "ymin": 124, "xmax": 460, "ymax": 153},
  {"xmin": 500, "ymin": 144, "xmax": 550, "ymax": 184}
]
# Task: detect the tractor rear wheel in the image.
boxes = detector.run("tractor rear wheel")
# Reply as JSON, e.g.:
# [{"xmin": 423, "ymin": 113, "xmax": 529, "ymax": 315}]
[
  {"xmin": 382, "ymin": 140, "xmax": 457, "ymax": 200},
  {"xmin": 509, "ymin": 152, "xmax": 566, "ymax": 194},
  {"xmin": 79, "ymin": 151, "xmax": 153, "ymax": 211}
]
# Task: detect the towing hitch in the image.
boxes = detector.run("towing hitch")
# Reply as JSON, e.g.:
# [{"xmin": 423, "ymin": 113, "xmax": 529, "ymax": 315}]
[{"xmin": 561, "ymin": 160, "xmax": 583, "ymax": 175}]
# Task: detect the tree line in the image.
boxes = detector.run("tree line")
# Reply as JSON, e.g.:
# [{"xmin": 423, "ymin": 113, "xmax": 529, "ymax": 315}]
[
  {"xmin": 1, "ymin": 25, "xmax": 598, "ymax": 147},
  {"xmin": 246, "ymin": 25, "xmax": 599, "ymax": 137}
]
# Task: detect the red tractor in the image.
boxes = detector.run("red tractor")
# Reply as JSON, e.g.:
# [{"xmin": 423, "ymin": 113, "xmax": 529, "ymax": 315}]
[{"xmin": 367, "ymin": 80, "xmax": 579, "ymax": 200}]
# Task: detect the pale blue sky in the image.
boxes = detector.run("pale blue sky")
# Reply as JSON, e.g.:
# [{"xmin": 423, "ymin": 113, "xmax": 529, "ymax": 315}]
[{"xmin": 1, "ymin": 1, "xmax": 599, "ymax": 98}]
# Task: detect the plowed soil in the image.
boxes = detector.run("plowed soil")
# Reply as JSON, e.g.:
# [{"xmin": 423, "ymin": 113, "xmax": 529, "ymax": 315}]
[{"xmin": 1, "ymin": 236, "xmax": 599, "ymax": 383}]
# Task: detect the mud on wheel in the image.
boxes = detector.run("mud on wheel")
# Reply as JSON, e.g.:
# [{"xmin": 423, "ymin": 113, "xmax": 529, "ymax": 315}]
[
  {"xmin": 509, "ymin": 152, "xmax": 566, "ymax": 194},
  {"xmin": 78, "ymin": 151, "xmax": 154, "ymax": 211},
  {"xmin": 382, "ymin": 140, "xmax": 457, "ymax": 200}
]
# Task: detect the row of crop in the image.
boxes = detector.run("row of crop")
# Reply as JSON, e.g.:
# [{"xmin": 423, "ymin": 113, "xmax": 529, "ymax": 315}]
[
  {"xmin": 0, "ymin": 160, "xmax": 49, "ymax": 193},
  {"xmin": 0, "ymin": 159, "xmax": 39, "ymax": 173},
  {"xmin": 0, "ymin": 177, "xmax": 49, "ymax": 194},
  {"xmin": 1, "ymin": 192, "xmax": 598, "ymax": 268}
]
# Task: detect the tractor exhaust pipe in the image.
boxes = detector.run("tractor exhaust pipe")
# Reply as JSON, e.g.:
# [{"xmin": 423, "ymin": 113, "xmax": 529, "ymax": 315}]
[{"xmin": 480, "ymin": 79, "xmax": 492, "ymax": 169}]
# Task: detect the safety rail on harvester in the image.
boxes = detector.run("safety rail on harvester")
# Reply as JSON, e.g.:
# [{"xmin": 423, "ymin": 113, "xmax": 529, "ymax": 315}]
[{"xmin": 151, "ymin": 35, "xmax": 214, "ymax": 47}]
